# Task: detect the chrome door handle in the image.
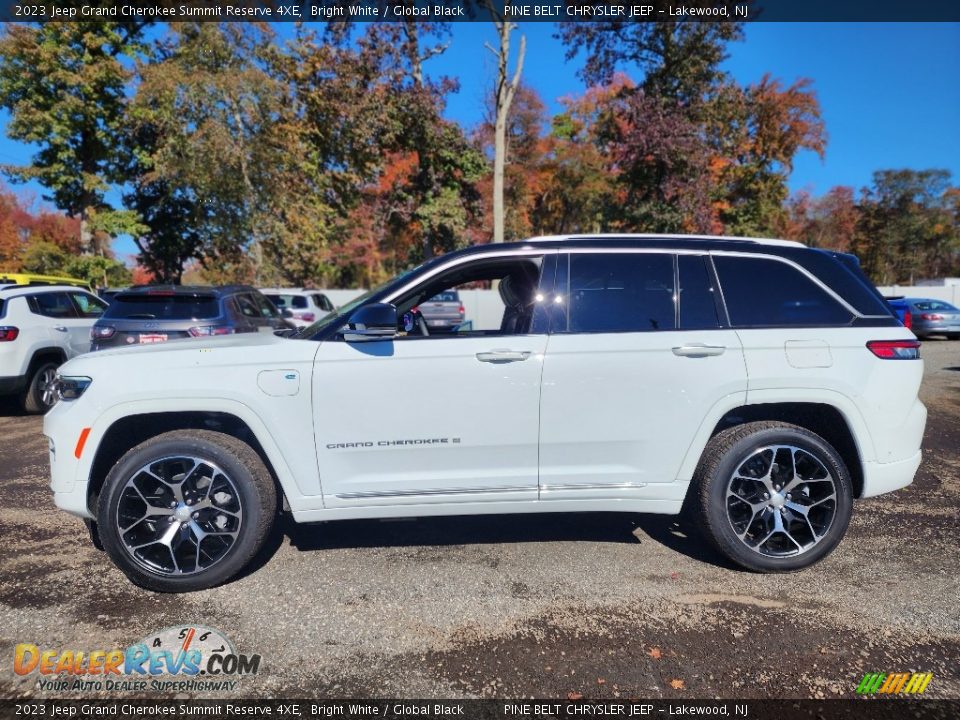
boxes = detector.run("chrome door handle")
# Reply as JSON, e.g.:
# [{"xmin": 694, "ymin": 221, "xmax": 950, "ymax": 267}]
[
  {"xmin": 476, "ymin": 349, "xmax": 532, "ymax": 363},
  {"xmin": 672, "ymin": 344, "xmax": 726, "ymax": 358},
  {"xmin": 54, "ymin": 326, "xmax": 69, "ymax": 332}
]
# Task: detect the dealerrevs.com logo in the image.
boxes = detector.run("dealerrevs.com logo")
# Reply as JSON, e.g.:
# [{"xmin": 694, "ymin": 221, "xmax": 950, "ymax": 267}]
[
  {"xmin": 14, "ymin": 626, "xmax": 260, "ymax": 693},
  {"xmin": 856, "ymin": 672, "xmax": 933, "ymax": 695}
]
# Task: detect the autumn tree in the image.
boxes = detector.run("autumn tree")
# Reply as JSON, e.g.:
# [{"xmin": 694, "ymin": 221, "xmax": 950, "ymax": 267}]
[{"xmin": 0, "ymin": 22, "xmax": 149, "ymax": 255}]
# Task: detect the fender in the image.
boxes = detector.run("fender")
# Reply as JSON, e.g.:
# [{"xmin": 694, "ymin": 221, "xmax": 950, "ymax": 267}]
[{"xmin": 77, "ymin": 397, "xmax": 320, "ymax": 512}]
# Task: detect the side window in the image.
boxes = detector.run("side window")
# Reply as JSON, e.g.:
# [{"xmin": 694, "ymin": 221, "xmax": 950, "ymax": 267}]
[
  {"xmin": 70, "ymin": 292, "xmax": 108, "ymax": 319},
  {"xmin": 714, "ymin": 256, "xmax": 853, "ymax": 327},
  {"xmin": 251, "ymin": 293, "xmax": 280, "ymax": 318},
  {"xmin": 235, "ymin": 294, "xmax": 261, "ymax": 319},
  {"xmin": 567, "ymin": 253, "xmax": 676, "ymax": 333},
  {"xmin": 28, "ymin": 292, "xmax": 78, "ymax": 319},
  {"xmin": 678, "ymin": 255, "xmax": 720, "ymax": 329},
  {"xmin": 314, "ymin": 294, "xmax": 333, "ymax": 312}
]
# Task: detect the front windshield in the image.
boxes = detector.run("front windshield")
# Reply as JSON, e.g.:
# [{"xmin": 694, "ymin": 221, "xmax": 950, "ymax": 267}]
[{"xmin": 295, "ymin": 259, "xmax": 436, "ymax": 338}]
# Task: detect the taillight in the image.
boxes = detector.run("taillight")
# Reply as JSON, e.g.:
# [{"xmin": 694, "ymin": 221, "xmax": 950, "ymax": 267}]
[
  {"xmin": 293, "ymin": 312, "xmax": 315, "ymax": 322},
  {"xmin": 91, "ymin": 325, "xmax": 115, "ymax": 340},
  {"xmin": 920, "ymin": 313, "xmax": 943, "ymax": 321},
  {"xmin": 458, "ymin": 305, "xmax": 465, "ymax": 316},
  {"xmin": 188, "ymin": 326, "xmax": 236, "ymax": 337},
  {"xmin": 866, "ymin": 340, "xmax": 921, "ymax": 359},
  {"xmin": 0, "ymin": 326, "xmax": 18, "ymax": 341},
  {"xmin": 903, "ymin": 310, "xmax": 912, "ymax": 329}
]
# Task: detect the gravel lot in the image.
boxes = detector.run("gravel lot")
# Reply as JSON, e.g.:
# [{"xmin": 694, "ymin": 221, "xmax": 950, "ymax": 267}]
[{"xmin": 1, "ymin": 342, "xmax": 958, "ymax": 700}]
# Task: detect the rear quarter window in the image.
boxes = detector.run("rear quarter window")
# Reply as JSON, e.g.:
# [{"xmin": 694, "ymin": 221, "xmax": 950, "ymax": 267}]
[
  {"xmin": 28, "ymin": 292, "xmax": 79, "ymax": 319},
  {"xmin": 105, "ymin": 294, "xmax": 220, "ymax": 321},
  {"xmin": 714, "ymin": 255, "xmax": 853, "ymax": 327}
]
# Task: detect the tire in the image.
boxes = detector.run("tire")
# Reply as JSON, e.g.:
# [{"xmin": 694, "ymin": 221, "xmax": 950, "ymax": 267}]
[
  {"xmin": 693, "ymin": 422, "xmax": 853, "ymax": 572},
  {"xmin": 97, "ymin": 430, "xmax": 277, "ymax": 592},
  {"xmin": 22, "ymin": 361, "xmax": 60, "ymax": 414}
]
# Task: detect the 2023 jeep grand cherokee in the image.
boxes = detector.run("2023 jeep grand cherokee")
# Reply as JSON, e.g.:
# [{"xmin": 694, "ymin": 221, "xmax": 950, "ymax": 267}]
[{"xmin": 44, "ymin": 235, "xmax": 925, "ymax": 592}]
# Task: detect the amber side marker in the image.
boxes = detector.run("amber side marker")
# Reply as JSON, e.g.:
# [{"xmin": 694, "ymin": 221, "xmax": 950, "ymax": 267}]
[{"xmin": 74, "ymin": 428, "xmax": 91, "ymax": 459}]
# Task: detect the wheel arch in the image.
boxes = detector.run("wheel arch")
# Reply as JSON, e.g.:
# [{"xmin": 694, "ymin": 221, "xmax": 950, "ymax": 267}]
[
  {"xmin": 28, "ymin": 347, "xmax": 67, "ymax": 373},
  {"xmin": 86, "ymin": 410, "xmax": 293, "ymax": 515},
  {"xmin": 687, "ymin": 402, "xmax": 866, "ymax": 500}
]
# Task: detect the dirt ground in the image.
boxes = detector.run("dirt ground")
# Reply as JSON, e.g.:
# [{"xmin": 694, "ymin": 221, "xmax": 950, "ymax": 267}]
[{"xmin": 0, "ymin": 342, "xmax": 957, "ymax": 700}]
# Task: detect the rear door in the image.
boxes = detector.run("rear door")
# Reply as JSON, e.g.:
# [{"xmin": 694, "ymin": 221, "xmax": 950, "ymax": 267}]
[
  {"xmin": 538, "ymin": 251, "xmax": 748, "ymax": 497},
  {"xmin": 27, "ymin": 291, "xmax": 89, "ymax": 357}
]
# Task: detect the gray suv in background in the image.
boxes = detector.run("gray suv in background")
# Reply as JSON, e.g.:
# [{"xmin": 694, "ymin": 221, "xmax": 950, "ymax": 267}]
[
  {"xmin": 417, "ymin": 289, "xmax": 465, "ymax": 332},
  {"xmin": 90, "ymin": 285, "xmax": 293, "ymax": 351}
]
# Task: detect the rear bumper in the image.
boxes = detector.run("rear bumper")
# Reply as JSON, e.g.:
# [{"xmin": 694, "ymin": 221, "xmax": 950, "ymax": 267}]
[{"xmin": 861, "ymin": 450, "xmax": 922, "ymax": 498}]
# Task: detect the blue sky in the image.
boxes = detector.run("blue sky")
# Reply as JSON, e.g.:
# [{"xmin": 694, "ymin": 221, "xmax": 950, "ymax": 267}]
[{"xmin": 1, "ymin": 21, "xmax": 958, "ymax": 260}]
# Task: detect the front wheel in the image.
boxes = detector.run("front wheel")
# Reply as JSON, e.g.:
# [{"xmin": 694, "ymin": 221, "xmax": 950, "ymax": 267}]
[
  {"xmin": 693, "ymin": 422, "xmax": 853, "ymax": 572},
  {"xmin": 23, "ymin": 361, "xmax": 59, "ymax": 414},
  {"xmin": 97, "ymin": 430, "xmax": 277, "ymax": 592}
]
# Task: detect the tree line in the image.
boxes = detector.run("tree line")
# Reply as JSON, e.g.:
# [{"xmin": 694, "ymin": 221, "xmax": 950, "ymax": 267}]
[{"xmin": 0, "ymin": 18, "xmax": 956, "ymax": 288}]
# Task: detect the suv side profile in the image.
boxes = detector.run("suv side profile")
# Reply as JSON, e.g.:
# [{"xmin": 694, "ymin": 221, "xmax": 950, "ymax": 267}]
[
  {"xmin": 259, "ymin": 288, "xmax": 336, "ymax": 330},
  {"xmin": 44, "ymin": 235, "xmax": 925, "ymax": 592},
  {"xmin": 90, "ymin": 285, "xmax": 293, "ymax": 351},
  {"xmin": 0, "ymin": 285, "xmax": 108, "ymax": 412}
]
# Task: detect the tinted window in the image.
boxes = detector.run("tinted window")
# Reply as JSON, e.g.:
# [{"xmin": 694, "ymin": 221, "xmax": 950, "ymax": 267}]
[
  {"xmin": 28, "ymin": 292, "xmax": 78, "ymax": 319},
  {"xmin": 568, "ymin": 253, "xmax": 676, "ymax": 333},
  {"xmin": 70, "ymin": 291, "xmax": 107, "ymax": 318},
  {"xmin": 313, "ymin": 294, "xmax": 334, "ymax": 311},
  {"xmin": 913, "ymin": 301, "xmax": 958, "ymax": 312},
  {"xmin": 104, "ymin": 294, "xmax": 220, "ymax": 320},
  {"xmin": 678, "ymin": 255, "xmax": 720, "ymax": 329},
  {"xmin": 235, "ymin": 294, "xmax": 262, "ymax": 319},
  {"xmin": 429, "ymin": 291, "xmax": 459, "ymax": 302},
  {"xmin": 714, "ymin": 256, "xmax": 852, "ymax": 327},
  {"xmin": 251, "ymin": 292, "xmax": 280, "ymax": 318},
  {"xmin": 266, "ymin": 294, "xmax": 308, "ymax": 309}
]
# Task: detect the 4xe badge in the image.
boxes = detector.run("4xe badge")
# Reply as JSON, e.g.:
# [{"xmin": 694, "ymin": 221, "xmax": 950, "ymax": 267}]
[{"xmin": 14, "ymin": 625, "xmax": 261, "ymax": 694}]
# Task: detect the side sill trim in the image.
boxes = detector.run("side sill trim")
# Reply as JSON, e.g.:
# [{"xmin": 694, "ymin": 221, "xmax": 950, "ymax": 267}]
[{"xmin": 336, "ymin": 485, "xmax": 532, "ymax": 500}]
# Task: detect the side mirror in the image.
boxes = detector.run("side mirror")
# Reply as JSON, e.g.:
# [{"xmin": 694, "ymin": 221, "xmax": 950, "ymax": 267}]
[{"xmin": 343, "ymin": 303, "xmax": 397, "ymax": 342}]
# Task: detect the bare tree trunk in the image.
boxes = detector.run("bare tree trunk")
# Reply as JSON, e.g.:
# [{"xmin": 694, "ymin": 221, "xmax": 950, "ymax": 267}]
[{"xmin": 486, "ymin": 8, "xmax": 525, "ymax": 244}]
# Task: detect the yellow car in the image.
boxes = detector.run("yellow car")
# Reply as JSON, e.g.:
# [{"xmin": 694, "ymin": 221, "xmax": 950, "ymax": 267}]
[{"xmin": 0, "ymin": 272, "xmax": 92, "ymax": 292}]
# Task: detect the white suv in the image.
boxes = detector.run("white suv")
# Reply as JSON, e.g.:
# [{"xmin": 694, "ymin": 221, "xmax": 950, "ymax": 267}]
[
  {"xmin": 0, "ymin": 285, "xmax": 107, "ymax": 413},
  {"xmin": 259, "ymin": 288, "xmax": 336, "ymax": 329},
  {"xmin": 44, "ymin": 236, "xmax": 926, "ymax": 592}
]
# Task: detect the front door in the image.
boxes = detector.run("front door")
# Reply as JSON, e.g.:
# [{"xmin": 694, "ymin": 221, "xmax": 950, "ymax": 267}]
[{"xmin": 313, "ymin": 251, "xmax": 553, "ymax": 507}]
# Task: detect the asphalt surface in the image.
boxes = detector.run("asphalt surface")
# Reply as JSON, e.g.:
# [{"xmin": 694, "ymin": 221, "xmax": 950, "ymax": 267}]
[{"xmin": 0, "ymin": 341, "xmax": 958, "ymax": 700}]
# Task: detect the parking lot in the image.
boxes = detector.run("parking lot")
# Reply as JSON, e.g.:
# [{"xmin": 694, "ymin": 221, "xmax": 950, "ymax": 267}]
[{"xmin": 0, "ymin": 342, "xmax": 957, "ymax": 700}]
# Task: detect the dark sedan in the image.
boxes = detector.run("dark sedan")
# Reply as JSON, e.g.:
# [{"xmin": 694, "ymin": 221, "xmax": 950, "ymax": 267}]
[{"xmin": 90, "ymin": 285, "xmax": 294, "ymax": 351}]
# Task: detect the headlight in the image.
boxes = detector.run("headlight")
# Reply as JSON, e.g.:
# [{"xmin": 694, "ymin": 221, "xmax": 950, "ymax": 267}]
[{"xmin": 57, "ymin": 376, "xmax": 92, "ymax": 401}]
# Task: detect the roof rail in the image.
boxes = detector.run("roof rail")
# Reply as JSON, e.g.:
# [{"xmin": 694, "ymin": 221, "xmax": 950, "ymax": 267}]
[{"xmin": 525, "ymin": 233, "xmax": 805, "ymax": 248}]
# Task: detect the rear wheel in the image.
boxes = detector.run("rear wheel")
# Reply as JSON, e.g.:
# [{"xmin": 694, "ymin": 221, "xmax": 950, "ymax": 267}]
[
  {"xmin": 97, "ymin": 430, "xmax": 277, "ymax": 592},
  {"xmin": 694, "ymin": 422, "xmax": 853, "ymax": 572},
  {"xmin": 22, "ymin": 361, "xmax": 59, "ymax": 414}
]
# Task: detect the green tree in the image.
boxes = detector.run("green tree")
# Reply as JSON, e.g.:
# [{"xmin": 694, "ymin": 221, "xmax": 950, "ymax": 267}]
[{"xmin": 0, "ymin": 22, "xmax": 149, "ymax": 254}]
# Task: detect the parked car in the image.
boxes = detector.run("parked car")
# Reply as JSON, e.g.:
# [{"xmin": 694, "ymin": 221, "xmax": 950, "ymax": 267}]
[
  {"xmin": 0, "ymin": 272, "xmax": 93, "ymax": 292},
  {"xmin": 897, "ymin": 298, "xmax": 960, "ymax": 339},
  {"xmin": 0, "ymin": 284, "xmax": 107, "ymax": 412},
  {"xmin": 46, "ymin": 234, "xmax": 924, "ymax": 592},
  {"xmin": 90, "ymin": 285, "xmax": 294, "ymax": 351},
  {"xmin": 416, "ymin": 289, "xmax": 465, "ymax": 332},
  {"xmin": 97, "ymin": 287, "xmax": 129, "ymax": 303},
  {"xmin": 259, "ymin": 288, "xmax": 336, "ymax": 329},
  {"xmin": 885, "ymin": 296, "xmax": 913, "ymax": 330}
]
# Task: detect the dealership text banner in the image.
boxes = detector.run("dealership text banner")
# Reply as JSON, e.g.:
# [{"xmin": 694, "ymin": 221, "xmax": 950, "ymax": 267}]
[{"xmin": 3, "ymin": 0, "xmax": 960, "ymax": 23}]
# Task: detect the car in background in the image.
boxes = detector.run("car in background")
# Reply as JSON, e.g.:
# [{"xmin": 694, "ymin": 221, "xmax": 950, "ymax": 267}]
[
  {"xmin": 97, "ymin": 287, "xmax": 129, "ymax": 303},
  {"xmin": 0, "ymin": 272, "xmax": 93, "ymax": 292},
  {"xmin": 260, "ymin": 288, "xmax": 336, "ymax": 330},
  {"xmin": 900, "ymin": 297, "xmax": 960, "ymax": 339},
  {"xmin": 415, "ymin": 289, "xmax": 465, "ymax": 332},
  {"xmin": 90, "ymin": 285, "xmax": 294, "ymax": 351},
  {"xmin": 0, "ymin": 284, "xmax": 108, "ymax": 412},
  {"xmin": 885, "ymin": 297, "xmax": 913, "ymax": 331}
]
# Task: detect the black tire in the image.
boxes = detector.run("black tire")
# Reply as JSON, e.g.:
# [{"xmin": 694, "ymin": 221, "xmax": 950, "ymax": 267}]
[
  {"xmin": 693, "ymin": 421, "xmax": 853, "ymax": 572},
  {"xmin": 97, "ymin": 430, "xmax": 277, "ymax": 592},
  {"xmin": 22, "ymin": 361, "xmax": 60, "ymax": 414}
]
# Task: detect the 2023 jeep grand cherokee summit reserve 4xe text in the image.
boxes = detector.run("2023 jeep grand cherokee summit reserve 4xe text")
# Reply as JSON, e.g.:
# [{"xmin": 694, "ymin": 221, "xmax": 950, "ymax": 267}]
[{"xmin": 44, "ymin": 235, "xmax": 925, "ymax": 592}]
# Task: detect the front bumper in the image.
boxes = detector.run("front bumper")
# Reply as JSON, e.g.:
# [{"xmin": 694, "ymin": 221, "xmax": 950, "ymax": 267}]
[{"xmin": 53, "ymin": 482, "xmax": 94, "ymax": 519}]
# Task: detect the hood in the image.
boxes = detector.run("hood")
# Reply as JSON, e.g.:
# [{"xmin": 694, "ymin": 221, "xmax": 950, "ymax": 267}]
[{"xmin": 86, "ymin": 330, "xmax": 288, "ymax": 359}]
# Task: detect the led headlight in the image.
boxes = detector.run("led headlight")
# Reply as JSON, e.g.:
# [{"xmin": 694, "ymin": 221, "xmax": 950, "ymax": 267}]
[{"xmin": 57, "ymin": 376, "xmax": 92, "ymax": 401}]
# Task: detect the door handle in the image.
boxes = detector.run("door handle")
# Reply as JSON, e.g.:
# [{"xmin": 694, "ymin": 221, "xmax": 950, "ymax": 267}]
[
  {"xmin": 476, "ymin": 349, "xmax": 532, "ymax": 363},
  {"xmin": 54, "ymin": 326, "xmax": 69, "ymax": 332},
  {"xmin": 672, "ymin": 344, "xmax": 726, "ymax": 358}
]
